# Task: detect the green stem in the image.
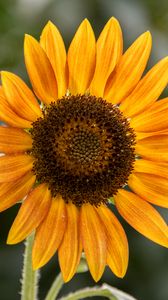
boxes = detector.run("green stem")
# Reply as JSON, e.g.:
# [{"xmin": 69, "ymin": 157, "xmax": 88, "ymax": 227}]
[
  {"xmin": 59, "ymin": 284, "xmax": 137, "ymax": 300},
  {"xmin": 21, "ymin": 234, "xmax": 40, "ymax": 300},
  {"xmin": 44, "ymin": 273, "xmax": 64, "ymax": 300},
  {"xmin": 59, "ymin": 286, "xmax": 117, "ymax": 300}
]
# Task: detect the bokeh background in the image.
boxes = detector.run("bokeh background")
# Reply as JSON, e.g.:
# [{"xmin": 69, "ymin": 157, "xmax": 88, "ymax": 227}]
[{"xmin": 0, "ymin": 0, "xmax": 168, "ymax": 299}]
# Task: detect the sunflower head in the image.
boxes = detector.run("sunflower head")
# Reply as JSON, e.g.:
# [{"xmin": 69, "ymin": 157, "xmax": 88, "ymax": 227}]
[{"xmin": 0, "ymin": 17, "xmax": 168, "ymax": 284}]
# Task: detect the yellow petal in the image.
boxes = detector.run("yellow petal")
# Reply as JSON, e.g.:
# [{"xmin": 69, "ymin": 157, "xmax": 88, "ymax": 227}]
[
  {"xmin": 7, "ymin": 184, "xmax": 51, "ymax": 244},
  {"xmin": 80, "ymin": 203, "xmax": 106, "ymax": 282},
  {"xmin": 90, "ymin": 17, "xmax": 123, "ymax": 97},
  {"xmin": 40, "ymin": 21, "xmax": 67, "ymax": 98},
  {"xmin": 0, "ymin": 88, "xmax": 32, "ymax": 128},
  {"xmin": 58, "ymin": 202, "xmax": 82, "ymax": 282},
  {"xmin": 0, "ymin": 155, "xmax": 34, "ymax": 182},
  {"xmin": 33, "ymin": 195, "xmax": 66, "ymax": 269},
  {"xmin": 0, "ymin": 172, "xmax": 35, "ymax": 212},
  {"xmin": 129, "ymin": 172, "xmax": 168, "ymax": 208},
  {"xmin": 115, "ymin": 189, "xmax": 168, "ymax": 247},
  {"xmin": 120, "ymin": 57, "xmax": 168, "ymax": 117},
  {"xmin": 105, "ymin": 31, "xmax": 151, "ymax": 104},
  {"xmin": 136, "ymin": 134, "xmax": 168, "ymax": 162},
  {"xmin": 0, "ymin": 127, "xmax": 32, "ymax": 154},
  {"xmin": 68, "ymin": 19, "xmax": 96, "ymax": 94},
  {"xmin": 1, "ymin": 72, "xmax": 41, "ymax": 121},
  {"xmin": 96, "ymin": 204, "xmax": 128, "ymax": 278},
  {"xmin": 130, "ymin": 98, "xmax": 168, "ymax": 132},
  {"xmin": 24, "ymin": 34, "xmax": 57, "ymax": 104}
]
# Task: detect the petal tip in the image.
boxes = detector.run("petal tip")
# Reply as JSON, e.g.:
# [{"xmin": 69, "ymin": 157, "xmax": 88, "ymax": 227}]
[
  {"xmin": 7, "ymin": 229, "xmax": 23, "ymax": 244},
  {"xmin": 91, "ymin": 273, "xmax": 101, "ymax": 282},
  {"xmin": 1, "ymin": 70, "xmax": 5, "ymax": 76},
  {"xmin": 32, "ymin": 260, "xmax": 41, "ymax": 270},
  {"xmin": 47, "ymin": 20, "xmax": 54, "ymax": 26},
  {"xmin": 145, "ymin": 30, "xmax": 152, "ymax": 42},
  {"xmin": 139, "ymin": 30, "xmax": 152, "ymax": 43},
  {"xmin": 83, "ymin": 17, "xmax": 89, "ymax": 23},
  {"xmin": 109, "ymin": 16, "xmax": 120, "ymax": 25},
  {"xmin": 1, "ymin": 71, "xmax": 16, "ymax": 82},
  {"xmin": 61, "ymin": 272, "xmax": 73, "ymax": 283},
  {"xmin": 24, "ymin": 34, "xmax": 36, "ymax": 46},
  {"xmin": 1, "ymin": 70, "xmax": 10, "ymax": 80},
  {"xmin": 103, "ymin": 17, "xmax": 121, "ymax": 33},
  {"xmin": 44, "ymin": 20, "xmax": 55, "ymax": 31},
  {"xmin": 81, "ymin": 18, "xmax": 92, "ymax": 29},
  {"xmin": 24, "ymin": 34, "xmax": 33, "ymax": 47},
  {"xmin": 117, "ymin": 266, "xmax": 128, "ymax": 278},
  {"xmin": 24, "ymin": 33, "xmax": 32, "ymax": 40},
  {"xmin": 7, "ymin": 235, "xmax": 16, "ymax": 245}
]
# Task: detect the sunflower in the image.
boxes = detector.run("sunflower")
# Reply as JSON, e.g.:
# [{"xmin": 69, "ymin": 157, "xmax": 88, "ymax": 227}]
[{"xmin": 0, "ymin": 17, "xmax": 168, "ymax": 283}]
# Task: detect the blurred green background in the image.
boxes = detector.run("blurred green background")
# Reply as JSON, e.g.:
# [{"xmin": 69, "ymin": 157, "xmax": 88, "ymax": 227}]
[{"xmin": 0, "ymin": 0, "xmax": 168, "ymax": 299}]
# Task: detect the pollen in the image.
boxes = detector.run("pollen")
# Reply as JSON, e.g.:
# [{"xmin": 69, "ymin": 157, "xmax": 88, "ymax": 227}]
[{"xmin": 30, "ymin": 94, "xmax": 136, "ymax": 206}]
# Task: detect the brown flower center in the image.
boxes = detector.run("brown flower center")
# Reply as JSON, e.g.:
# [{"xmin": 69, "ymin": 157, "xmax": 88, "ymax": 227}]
[{"xmin": 30, "ymin": 94, "xmax": 136, "ymax": 206}]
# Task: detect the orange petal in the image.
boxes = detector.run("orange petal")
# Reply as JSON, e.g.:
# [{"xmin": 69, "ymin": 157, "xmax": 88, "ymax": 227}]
[
  {"xmin": 0, "ymin": 172, "xmax": 35, "ymax": 212},
  {"xmin": 130, "ymin": 98, "xmax": 168, "ymax": 132},
  {"xmin": 68, "ymin": 19, "xmax": 96, "ymax": 94},
  {"xmin": 33, "ymin": 195, "xmax": 66, "ymax": 269},
  {"xmin": 7, "ymin": 184, "xmax": 51, "ymax": 244},
  {"xmin": 120, "ymin": 57, "xmax": 168, "ymax": 117},
  {"xmin": 80, "ymin": 203, "xmax": 106, "ymax": 282},
  {"xmin": 136, "ymin": 129, "xmax": 168, "ymax": 140},
  {"xmin": 0, "ymin": 127, "xmax": 32, "ymax": 154},
  {"xmin": 24, "ymin": 34, "xmax": 57, "ymax": 104},
  {"xmin": 96, "ymin": 204, "xmax": 128, "ymax": 278},
  {"xmin": 0, "ymin": 88, "xmax": 31, "ymax": 128},
  {"xmin": 58, "ymin": 202, "xmax": 82, "ymax": 282},
  {"xmin": 136, "ymin": 134, "xmax": 168, "ymax": 162},
  {"xmin": 133, "ymin": 159, "xmax": 168, "ymax": 178},
  {"xmin": 40, "ymin": 21, "xmax": 67, "ymax": 98},
  {"xmin": 129, "ymin": 172, "xmax": 168, "ymax": 208},
  {"xmin": 0, "ymin": 155, "xmax": 34, "ymax": 182},
  {"xmin": 104, "ymin": 31, "xmax": 151, "ymax": 104},
  {"xmin": 115, "ymin": 189, "xmax": 168, "ymax": 247},
  {"xmin": 90, "ymin": 17, "xmax": 123, "ymax": 97},
  {"xmin": 1, "ymin": 72, "xmax": 41, "ymax": 122}
]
